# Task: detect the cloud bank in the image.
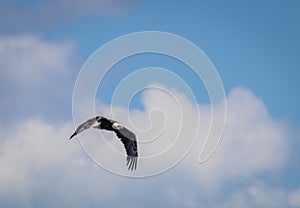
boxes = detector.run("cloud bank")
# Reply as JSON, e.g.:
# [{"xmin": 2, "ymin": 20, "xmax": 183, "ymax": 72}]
[{"xmin": 0, "ymin": 82, "xmax": 298, "ymax": 207}]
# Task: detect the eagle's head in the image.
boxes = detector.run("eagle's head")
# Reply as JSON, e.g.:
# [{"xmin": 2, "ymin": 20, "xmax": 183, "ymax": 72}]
[{"xmin": 112, "ymin": 122, "xmax": 123, "ymax": 130}]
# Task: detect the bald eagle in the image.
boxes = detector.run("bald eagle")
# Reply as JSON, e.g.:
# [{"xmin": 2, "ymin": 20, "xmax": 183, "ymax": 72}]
[{"xmin": 69, "ymin": 116, "xmax": 138, "ymax": 171}]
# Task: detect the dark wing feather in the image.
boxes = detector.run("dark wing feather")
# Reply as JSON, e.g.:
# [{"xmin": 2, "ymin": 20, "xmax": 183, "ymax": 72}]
[
  {"xmin": 69, "ymin": 117, "xmax": 99, "ymax": 139},
  {"xmin": 114, "ymin": 127, "xmax": 138, "ymax": 170}
]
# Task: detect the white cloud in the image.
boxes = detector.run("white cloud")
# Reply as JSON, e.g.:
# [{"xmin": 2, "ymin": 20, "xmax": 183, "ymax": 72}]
[
  {"xmin": 190, "ymin": 87, "xmax": 290, "ymax": 188},
  {"xmin": 0, "ymin": 84, "xmax": 297, "ymax": 207},
  {"xmin": 0, "ymin": 35, "xmax": 77, "ymax": 123},
  {"xmin": 0, "ymin": 119, "xmax": 122, "ymax": 207},
  {"xmin": 0, "ymin": 35, "xmax": 75, "ymax": 84},
  {"xmin": 213, "ymin": 181, "xmax": 289, "ymax": 208},
  {"xmin": 94, "ymin": 85, "xmax": 289, "ymax": 183},
  {"xmin": 165, "ymin": 180, "xmax": 297, "ymax": 208}
]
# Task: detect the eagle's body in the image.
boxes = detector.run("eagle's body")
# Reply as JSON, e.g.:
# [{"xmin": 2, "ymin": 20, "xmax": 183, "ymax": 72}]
[
  {"xmin": 97, "ymin": 117, "xmax": 115, "ymax": 131},
  {"xmin": 70, "ymin": 116, "xmax": 138, "ymax": 170}
]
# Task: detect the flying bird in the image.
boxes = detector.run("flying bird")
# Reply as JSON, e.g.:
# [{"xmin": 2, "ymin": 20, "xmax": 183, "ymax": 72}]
[{"xmin": 69, "ymin": 116, "xmax": 138, "ymax": 170}]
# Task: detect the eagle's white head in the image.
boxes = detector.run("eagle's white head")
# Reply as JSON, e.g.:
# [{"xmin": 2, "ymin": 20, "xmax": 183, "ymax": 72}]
[{"xmin": 112, "ymin": 122, "xmax": 123, "ymax": 130}]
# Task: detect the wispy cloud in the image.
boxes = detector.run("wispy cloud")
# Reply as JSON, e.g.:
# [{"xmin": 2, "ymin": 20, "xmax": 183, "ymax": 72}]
[
  {"xmin": 0, "ymin": 35, "xmax": 77, "ymax": 123},
  {"xmin": 0, "ymin": 0, "xmax": 137, "ymax": 33},
  {"xmin": 211, "ymin": 181, "xmax": 289, "ymax": 208},
  {"xmin": 289, "ymin": 188, "xmax": 300, "ymax": 207}
]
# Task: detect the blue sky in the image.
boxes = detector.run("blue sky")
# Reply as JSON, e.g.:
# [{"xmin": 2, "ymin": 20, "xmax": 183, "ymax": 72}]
[
  {"xmin": 3, "ymin": 0, "xmax": 299, "ymax": 123},
  {"xmin": 1, "ymin": 0, "xmax": 300, "ymax": 207}
]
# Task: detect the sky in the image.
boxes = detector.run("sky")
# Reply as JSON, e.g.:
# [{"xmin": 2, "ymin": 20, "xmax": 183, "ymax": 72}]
[{"xmin": 0, "ymin": 0, "xmax": 300, "ymax": 207}]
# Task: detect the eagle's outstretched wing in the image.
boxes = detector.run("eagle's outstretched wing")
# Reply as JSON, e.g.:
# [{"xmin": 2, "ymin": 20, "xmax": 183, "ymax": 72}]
[
  {"xmin": 69, "ymin": 116, "xmax": 138, "ymax": 170},
  {"xmin": 69, "ymin": 117, "xmax": 100, "ymax": 139},
  {"xmin": 114, "ymin": 127, "xmax": 138, "ymax": 171}
]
